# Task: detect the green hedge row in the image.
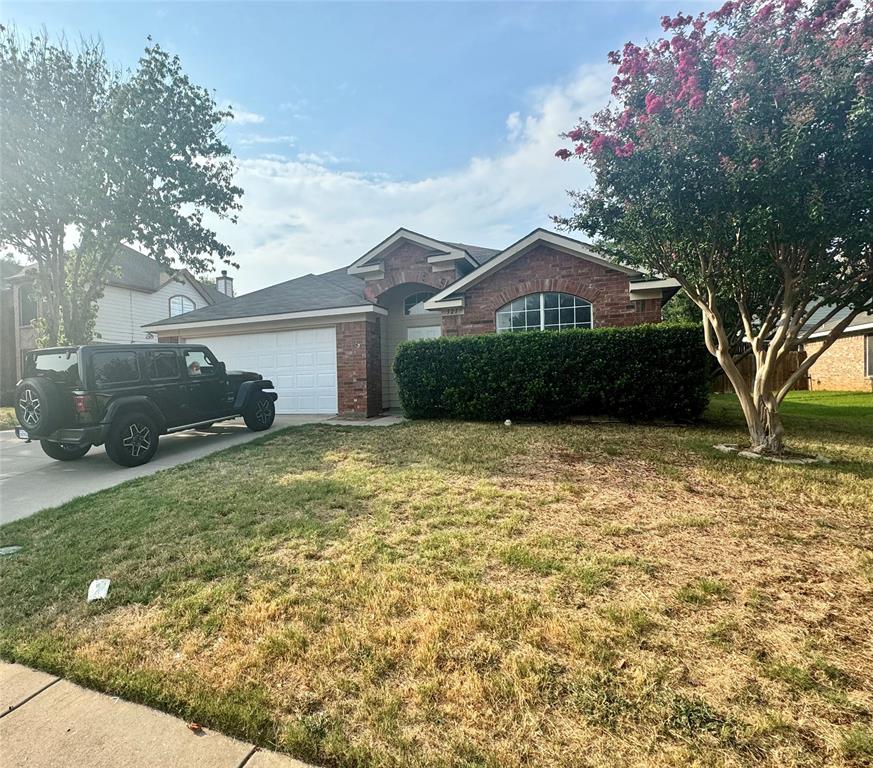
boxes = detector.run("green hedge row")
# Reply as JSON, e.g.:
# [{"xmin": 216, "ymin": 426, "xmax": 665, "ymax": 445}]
[{"xmin": 394, "ymin": 324, "xmax": 710, "ymax": 422}]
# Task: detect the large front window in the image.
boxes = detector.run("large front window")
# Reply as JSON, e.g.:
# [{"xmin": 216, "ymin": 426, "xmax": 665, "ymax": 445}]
[{"xmin": 496, "ymin": 292, "xmax": 593, "ymax": 333}]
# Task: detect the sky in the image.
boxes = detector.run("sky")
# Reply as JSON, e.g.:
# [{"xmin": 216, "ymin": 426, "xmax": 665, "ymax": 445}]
[{"xmin": 3, "ymin": 1, "xmax": 717, "ymax": 294}]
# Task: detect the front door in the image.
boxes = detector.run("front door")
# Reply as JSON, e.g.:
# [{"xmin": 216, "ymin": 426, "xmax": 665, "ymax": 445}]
[
  {"xmin": 406, "ymin": 326, "xmax": 442, "ymax": 341},
  {"xmin": 182, "ymin": 347, "xmax": 231, "ymax": 423}
]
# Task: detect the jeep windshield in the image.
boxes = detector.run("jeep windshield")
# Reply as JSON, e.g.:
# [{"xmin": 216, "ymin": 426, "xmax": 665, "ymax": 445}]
[{"xmin": 25, "ymin": 349, "xmax": 81, "ymax": 387}]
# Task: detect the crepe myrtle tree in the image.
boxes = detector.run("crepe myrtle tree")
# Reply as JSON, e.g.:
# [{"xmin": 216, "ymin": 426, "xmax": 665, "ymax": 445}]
[
  {"xmin": 0, "ymin": 28, "xmax": 243, "ymax": 346},
  {"xmin": 555, "ymin": 0, "xmax": 873, "ymax": 454}
]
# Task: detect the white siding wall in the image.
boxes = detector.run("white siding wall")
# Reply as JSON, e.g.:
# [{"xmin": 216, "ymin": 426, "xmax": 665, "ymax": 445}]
[{"xmin": 93, "ymin": 279, "xmax": 205, "ymax": 344}]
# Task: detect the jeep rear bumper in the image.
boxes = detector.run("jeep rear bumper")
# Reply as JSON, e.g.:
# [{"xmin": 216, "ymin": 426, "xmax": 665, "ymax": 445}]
[{"xmin": 20, "ymin": 425, "xmax": 106, "ymax": 446}]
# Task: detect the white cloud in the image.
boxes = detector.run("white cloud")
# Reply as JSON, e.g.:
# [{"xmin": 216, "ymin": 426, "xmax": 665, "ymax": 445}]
[
  {"xmin": 296, "ymin": 151, "xmax": 345, "ymax": 166},
  {"xmin": 226, "ymin": 107, "xmax": 265, "ymax": 125},
  {"xmin": 238, "ymin": 134, "xmax": 297, "ymax": 147},
  {"xmin": 217, "ymin": 65, "xmax": 611, "ymax": 294}
]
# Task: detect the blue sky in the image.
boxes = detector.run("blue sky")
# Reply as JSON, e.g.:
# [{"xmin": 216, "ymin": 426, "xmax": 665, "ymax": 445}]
[{"xmin": 3, "ymin": 1, "xmax": 715, "ymax": 292}]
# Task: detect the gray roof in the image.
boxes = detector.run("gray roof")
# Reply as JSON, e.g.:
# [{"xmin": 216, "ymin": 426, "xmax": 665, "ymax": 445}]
[
  {"xmin": 146, "ymin": 233, "xmax": 505, "ymax": 328},
  {"xmin": 445, "ymin": 242, "xmax": 501, "ymax": 265},
  {"xmin": 801, "ymin": 306, "xmax": 873, "ymax": 339},
  {"xmin": 106, "ymin": 245, "xmax": 167, "ymax": 291},
  {"xmin": 144, "ymin": 267, "xmax": 372, "ymax": 327},
  {"xmin": 9, "ymin": 244, "xmax": 229, "ymax": 304}
]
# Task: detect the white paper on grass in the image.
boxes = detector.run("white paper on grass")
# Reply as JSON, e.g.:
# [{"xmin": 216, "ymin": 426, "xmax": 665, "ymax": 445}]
[{"xmin": 87, "ymin": 579, "xmax": 111, "ymax": 602}]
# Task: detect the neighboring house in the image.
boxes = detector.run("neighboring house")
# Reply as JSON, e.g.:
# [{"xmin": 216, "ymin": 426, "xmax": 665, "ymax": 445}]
[
  {"xmin": 801, "ymin": 309, "xmax": 873, "ymax": 392},
  {"xmin": 145, "ymin": 227, "xmax": 679, "ymax": 416},
  {"xmin": 3, "ymin": 245, "xmax": 234, "ymax": 387}
]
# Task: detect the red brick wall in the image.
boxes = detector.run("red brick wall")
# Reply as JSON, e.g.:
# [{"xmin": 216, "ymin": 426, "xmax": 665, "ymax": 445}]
[
  {"xmin": 336, "ymin": 318, "xmax": 383, "ymax": 416},
  {"xmin": 362, "ymin": 242, "xmax": 459, "ymax": 302},
  {"xmin": 805, "ymin": 335, "xmax": 872, "ymax": 392},
  {"xmin": 440, "ymin": 244, "xmax": 663, "ymax": 336}
]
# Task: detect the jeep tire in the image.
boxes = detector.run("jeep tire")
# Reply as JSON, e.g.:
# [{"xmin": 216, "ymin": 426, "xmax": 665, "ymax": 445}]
[
  {"xmin": 40, "ymin": 440, "xmax": 91, "ymax": 461},
  {"xmin": 15, "ymin": 378, "xmax": 62, "ymax": 434},
  {"xmin": 243, "ymin": 392, "xmax": 275, "ymax": 431},
  {"xmin": 105, "ymin": 411, "xmax": 159, "ymax": 467}
]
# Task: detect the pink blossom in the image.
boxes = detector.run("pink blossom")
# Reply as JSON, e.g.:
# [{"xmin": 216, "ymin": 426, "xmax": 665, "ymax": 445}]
[
  {"xmin": 645, "ymin": 92, "xmax": 666, "ymax": 114},
  {"xmin": 614, "ymin": 141, "xmax": 635, "ymax": 158},
  {"xmin": 574, "ymin": 143, "xmax": 587, "ymax": 156},
  {"xmin": 554, "ymin": 149, "xmax": 572, "ymax": 160},
  {"xmin": 754, "ymin": 2, "xmax": 774, "ymax": 21},
  {"xmin": 567, "ymin": 128, "xmax": 585, "ymax": 142},
  {"xmin": 750, "ymin": 158, "xmax": 763, "ymax": 171},
  {"xmin": 689, "ymin": 93, "xmax": 705, "ymax": 110}
]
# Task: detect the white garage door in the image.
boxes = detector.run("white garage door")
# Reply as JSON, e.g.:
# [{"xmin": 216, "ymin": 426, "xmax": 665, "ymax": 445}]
[{"xmin": 194, "ymin": 327, "xmax": 337, "ymax": 414}]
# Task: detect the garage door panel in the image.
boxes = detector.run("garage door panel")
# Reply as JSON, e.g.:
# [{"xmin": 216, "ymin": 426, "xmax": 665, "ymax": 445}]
[{"xmin": 193, "ymin": 328, "xmax": 337, "ymax": 414}]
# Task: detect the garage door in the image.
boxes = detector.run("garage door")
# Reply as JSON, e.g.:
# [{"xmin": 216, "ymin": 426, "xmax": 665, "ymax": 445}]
[{"xmin": 193, "ymin": 327, "xmax": 337, "ymax": 414}]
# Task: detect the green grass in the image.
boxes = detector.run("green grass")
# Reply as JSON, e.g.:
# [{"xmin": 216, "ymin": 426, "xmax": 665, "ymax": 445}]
[
  {"xmin": 0, "ymin": 406, "xmax": 16, "ymax": 430},
  {"xmin": 0, "ymin": 391, "xmax": 870, "ymax": 768}
]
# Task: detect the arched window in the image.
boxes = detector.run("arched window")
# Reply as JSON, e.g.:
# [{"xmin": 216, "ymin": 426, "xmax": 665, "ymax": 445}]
[
  {"xmin": 169, "ymin": 295, "xmax": 196, "ymax": 317},
  {"xmin": 404, "ymin": 291, "xmax": 435, "ymax": 315},
  {"xmin": 496, "ymin": 292, "xmax": 593, "ymax": 333}
]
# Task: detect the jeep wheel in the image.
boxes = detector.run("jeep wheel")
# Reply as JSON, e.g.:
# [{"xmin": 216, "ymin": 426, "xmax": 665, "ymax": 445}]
[
  {"xmin": 105, "ymin": 412, "xmax": 159, "ymax": 467},
  {"xmin": 243, "ymin": 393, "xmax": 275, "ymax": 431},
  {"xmin": 40, "ymin": 440, "xmax": 91, "ymax": 461},
  {"xmin": 15, "ymin": 378, "xmax": 61, "ymax": 434}
]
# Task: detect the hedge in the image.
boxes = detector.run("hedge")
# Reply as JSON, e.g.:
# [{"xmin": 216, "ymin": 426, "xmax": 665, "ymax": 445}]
[{"xmin": 394, "ymin": 323, "xmax": 710, "ymax": 422}]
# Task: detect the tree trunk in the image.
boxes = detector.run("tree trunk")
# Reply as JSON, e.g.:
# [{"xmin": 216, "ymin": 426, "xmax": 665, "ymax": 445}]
[{"xmin": 747, "ymin": 394, "xmax": 785, "ymax": 455}]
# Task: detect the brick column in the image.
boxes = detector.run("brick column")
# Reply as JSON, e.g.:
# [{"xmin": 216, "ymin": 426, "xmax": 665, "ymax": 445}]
[{"xmin": 336, "ymin": 318, "xmax": 382, "ymax": 417}]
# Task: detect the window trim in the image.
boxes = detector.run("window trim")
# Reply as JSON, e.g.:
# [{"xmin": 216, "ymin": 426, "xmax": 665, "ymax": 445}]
[
  {"xmin": 169, "ymin": 294, "xmax": 196, "ymax": 317},
  {"xmin": 496, "ymin": 292, "xmax": 594, "ymax": 333},
  {"xmin": 865, "ymin": 334, "xmax": 873, "ymax": 379}
]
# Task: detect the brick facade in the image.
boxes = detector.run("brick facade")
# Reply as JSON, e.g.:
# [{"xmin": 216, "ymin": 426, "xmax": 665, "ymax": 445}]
[
  {"xmin": 805, "ymin": 334, "xmax": 872, "ymax": 392},
  {"xmin": 336, "ymin": 318, "xmax": 383, "ymax": 416},
  {"xmin": 439, "ymin": 244, "xmax": 663, "ymax": 336},
  {"xmin": 362, "ymin": 242, "xmax": 460, "ymax": 303}
]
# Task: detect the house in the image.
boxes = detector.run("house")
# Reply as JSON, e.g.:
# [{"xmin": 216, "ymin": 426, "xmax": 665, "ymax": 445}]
[
  {"xmin": 801, "ymin": 309, "xmax": 873, "ymax": 392},
  {"xmin": 1, "ymin": 246, "xmax": 233, "ymax": 397},
  {"xmin": 145, "ymin": 228, "xmax": 679, "ymax": 416}
]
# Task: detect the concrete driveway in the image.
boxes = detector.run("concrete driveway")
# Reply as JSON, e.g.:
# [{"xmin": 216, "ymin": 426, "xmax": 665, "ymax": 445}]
[{"xmin": 0, "ymin": 416, "xmax": 326, "ymax": 525}]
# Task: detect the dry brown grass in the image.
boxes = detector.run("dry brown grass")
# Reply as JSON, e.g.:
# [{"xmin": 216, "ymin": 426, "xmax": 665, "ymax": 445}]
[{"xmin": 1, "ymin": 393, "xmax": 871, "ymax": 767}]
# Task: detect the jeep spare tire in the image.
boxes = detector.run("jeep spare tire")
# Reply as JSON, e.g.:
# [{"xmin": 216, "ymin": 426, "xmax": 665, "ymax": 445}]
[
  {"xmin": 15, "ymin": 377, "xmax": 62, "ymax": 434},
  {"xmin": 244, "ymin": 392, "xmax": 275, "ymax": 431}
]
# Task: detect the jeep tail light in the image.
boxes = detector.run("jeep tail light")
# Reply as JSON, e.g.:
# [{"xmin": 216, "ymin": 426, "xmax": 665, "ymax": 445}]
[{"xmin": 73, "ymin": 394, "xmax": 93, "ymax": 413}]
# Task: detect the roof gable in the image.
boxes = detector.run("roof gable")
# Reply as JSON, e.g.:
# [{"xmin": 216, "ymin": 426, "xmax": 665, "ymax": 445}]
[
  {"xmin": 425, "ymin": 229, "xmax": 641, "ymax": 309},
  {"xmin": 347, "ymin": 228, "xmax": 479, "ymax": 275}
]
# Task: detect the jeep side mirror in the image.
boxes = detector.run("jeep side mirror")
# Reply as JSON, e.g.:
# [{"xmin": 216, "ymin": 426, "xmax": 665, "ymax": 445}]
[{"xmin": 216, "ymin": 361, "xmax": 226, "ymax": 376}]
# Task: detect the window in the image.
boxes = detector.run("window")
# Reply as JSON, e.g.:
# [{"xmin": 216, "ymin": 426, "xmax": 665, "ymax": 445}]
[
  {"xmin": 865, "ymin": 334, "xmax": 873, "ymax": 378},
  {"xmin": 18, "ymin": 286, "xmax": 38, "ymax": 326},
  {"xmin": 147, "ymin": 350, "xmax": 180, "ymax": 380},
  {"xmin": 496, "ymin": 292, "xmax": 593, "ymax": 333},
  {"xmin": 93, "ymin": 351, "xmax": 140, "ymax": 387},
  {"xmin": 169, "ymin": 295, "xmax": 195, "ymax": 317},
  {"xmin": 404, "ymin": 291, "xmax": 435, "ymax": 316},
  {"xmin": 25, "ymin": 350, "xmax": 80, "ymax": 386},
  {"xmin": 184, "ymin": 349, "xmax": 216, "ymax": 377}
]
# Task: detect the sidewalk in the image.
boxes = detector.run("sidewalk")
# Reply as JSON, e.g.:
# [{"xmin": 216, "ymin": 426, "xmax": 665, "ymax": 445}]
[{"xmin": 0, "ymin": 662, "xmax": 311, "ymax": 768}]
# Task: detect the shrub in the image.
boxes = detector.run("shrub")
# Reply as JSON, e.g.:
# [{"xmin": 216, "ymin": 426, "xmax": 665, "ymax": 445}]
[{"xmin": 394, "ymin": 323, "xmax": 709, "ymax": 422}]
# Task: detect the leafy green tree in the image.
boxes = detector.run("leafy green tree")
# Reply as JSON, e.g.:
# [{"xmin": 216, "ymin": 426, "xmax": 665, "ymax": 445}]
[
  {"xmin": 555, "ymin": 0, "xmax": 872, "ymax": 454},
  {"xmin": 0, "ymin": 28, "xmax": 243, "ymax": 345}
]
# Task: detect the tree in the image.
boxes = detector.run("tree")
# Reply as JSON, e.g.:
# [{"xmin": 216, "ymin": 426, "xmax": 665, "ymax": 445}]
[
  {"xmin": 555, "ymin": 0, "xmax": 872, "ymax": 454},
  {"xmin": 0, "ymin": 28, "xmax": 243, "ymax": 345}
]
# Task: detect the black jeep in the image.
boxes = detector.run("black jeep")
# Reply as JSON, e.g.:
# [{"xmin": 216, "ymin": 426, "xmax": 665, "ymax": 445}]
[{"xmin": 14, "ymin": 344, "xmax": 278, "ymax": 467}]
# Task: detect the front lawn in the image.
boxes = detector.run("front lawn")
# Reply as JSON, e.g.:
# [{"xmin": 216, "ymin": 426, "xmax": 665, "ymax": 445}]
[{"xmin": 1, "ymin": 392, "xmax": 871, "ymax": 767}]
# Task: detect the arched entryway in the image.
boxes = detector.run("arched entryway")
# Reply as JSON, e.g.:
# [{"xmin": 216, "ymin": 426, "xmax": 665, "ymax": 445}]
[{"xmin": 377, "ymin": 282, "xmax": 442, "ymax": 410}]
